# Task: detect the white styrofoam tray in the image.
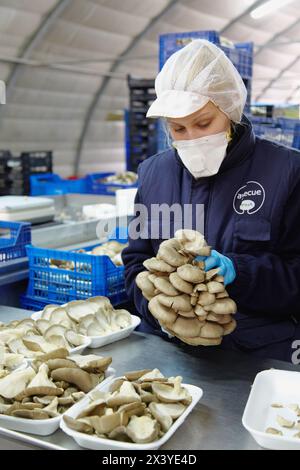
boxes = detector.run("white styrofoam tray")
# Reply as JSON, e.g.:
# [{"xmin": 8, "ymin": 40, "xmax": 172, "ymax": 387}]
[
  {"xmin": 60, "ymin": 376, "xmax": 203, "ymax": 450},
  {"xmin": 31, "ymin": 310, "xmax": 141, "ymax": 349},
  {"xmin": 0, "ymin": 196, "xmax": 55, "ymax": 223},
  {"xmin": 242, "ymin": 369, "xmax": 300, "ymax": 450},
  {"xmin": 0, "ymin": 367, "xmax": 115, "ymax": 437}
]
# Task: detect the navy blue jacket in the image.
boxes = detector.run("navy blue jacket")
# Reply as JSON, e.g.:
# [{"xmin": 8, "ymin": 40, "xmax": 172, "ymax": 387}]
[{"xmin": 122, "ymin": 117, "xmax": 300, "ymax": 361}]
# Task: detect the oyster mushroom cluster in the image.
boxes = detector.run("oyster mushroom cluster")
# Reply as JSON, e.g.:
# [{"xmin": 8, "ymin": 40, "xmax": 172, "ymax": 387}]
[
  {"xmin": 51, "ymin": 240, "xmax": 128, "ymax": 269},
  {"xmin": 39, "ymin": 297, "xmax": 132, "ymax": 337},
  {"xmin": 136, "ymin": 230, "xmax": 237, "ymax": 346},
  {"xmin": 63, "ymin": 368, "xmax": 192, "ymax": 444},
  {"xmin": 0, "ymin": 317, "xmax": 88, "ymax": 359},
  {"xmin": 98, "ymin": 171, "xmax": 137, "ymax": 185},
  {"xmin": 0, "ymin": 349, "xmax": 112, "ymax": 420}
]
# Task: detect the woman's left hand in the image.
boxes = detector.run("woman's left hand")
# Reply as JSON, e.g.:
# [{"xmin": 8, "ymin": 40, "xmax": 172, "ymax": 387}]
[{"xmin": 197, "ymin": 249, "xmax": 236, "ymax": 286}]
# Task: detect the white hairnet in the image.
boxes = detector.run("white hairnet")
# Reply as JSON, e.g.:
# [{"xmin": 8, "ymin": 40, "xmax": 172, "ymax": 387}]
[
  {"xmin": 147, "ymin": 39, "xmax": 247, "ymax": 122},
  {"xmin": 0, "ymin": 80, "xmax": 5, "ymax": 104}
]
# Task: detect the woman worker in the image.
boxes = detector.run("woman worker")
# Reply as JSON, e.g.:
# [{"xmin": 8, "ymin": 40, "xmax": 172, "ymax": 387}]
[{"xmin": 122, "ymin": 39, "xmax": 300, "ymax": 363}]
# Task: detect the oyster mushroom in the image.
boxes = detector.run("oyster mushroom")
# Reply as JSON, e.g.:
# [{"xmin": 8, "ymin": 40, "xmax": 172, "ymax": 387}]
[
  {"xmin": 137, "ymin": 369, "xmax": 165, "ymax": 382},
  {"xmin": 46, "ymin": 359, "xmax": 78, "ymax": 370},
  {"xmin": 107, "ymin": 381, "xmax": 141, "ymax": 407},
  {"xmin": 200, "ymin": 322, "xmax": 224, "ymax": 339},
  {"xmin": 16, "ymin": 364, "xmax": 64, "ymax": 399},
  {"xmin": 175, "ymin": 229, "xmax": 211, "ymax": 256},
  {"xmin": 41, "ymin": 304, "xmax": 60, "ymax": 321},
  {"xmin": 65, "ymin": 301, "xmax": 95, "ymax": 322},
  {"xmin": 198, "ymin": 292, "xmax": 216, "ymax": 306},
  {"xmin": 177, "ymin": 309, "xmax": 196, "ymax": 319},
  {"xmin": 177, "ymin": 265, "xmax": 205, "ymax": 284},
  {"xmin": 79, "ymin": 413, "xmax": 123, "ymax": 435},
  {"xmin": 124, "ymin": 370, "xmax": 152, "ymax": 381},
  {"xmin": 150, "ymin": 402, "xmax": 186, "ymax": 419},
  {"xmin": 157, "ymin": 293, "xmax": 192, "ymax": 312},
  {"xmin": 126, "ymin": 415, "xmax": 159, "ymax": 444},
  {"xmin": 63, "ymin": 415, "xmax": 94, "ymax": 434},
  {"xmin": 206, "ymin": 281, "xmax": 225, "ymax": 294},
  {"xmin": 148, "ymin": 402, "xmax": 173, "ymax": 432},
  {"xmin": 169, "ymin": 317, "xmax": 204, "ymax": 338},
  {"xmin": 194, "ymin": 305, "xmax": 207, "ymax": 320},
  {"xmin": 222, "ymin": 319, "xmax": 237, "ymax": 336},
  {"xmin": 169, "ymin": 273, "xmax": 193, "ymax": 295},
  {"xmin": 206, "ymin": 313, "xmax": 233, "ymax": 325},
  {"xmin": 0, "ymin": 367, "xmax": 35, "ymax": 399},
  {"xmin": 65, "ymin": 331, "xmax": 87, "ymax": 347},
  {"xmin": 205, "ymin": 268, "xmax": 221, "ymax": 281},
  {"xmin": 48, "ymin": 308, "xmax": 75, "ymax": 329},
  {"xmin": 35, "ymin": 319, "xmax": 51, "ymax": 335},
  {"xmin": 152, "ymin": 377, "xmax": 190, "ymax": 403},
  {"xmin": 148, "ymin": 297, "xmax": 177, "ymax": 325},
  {"xmin": 23, "ymin": 335, "xmax": 58, "ymax": 354},
  {"xmin": 157, "ymin": 239, "xmax": 189, "ymax": 267},
  {"xmin": 143, "ymin": 257, "xmax": 175, "ymax": 274},
  {"xmin": 68, "ymin": 354, "xmax": 112, "ymax": 372},
  {"xmin": 43, "ymin": 396, "xmax": 59, "ymax": 417},
  {"xmin": 136, "ymin": 271, "xmax": 156, "ymax": 298},
  {"xmin": 113, "ymin": 310, "xmax": 132, "ymax": 329},
  {"xmin": 51, "ymin": 368, "xmax": 99, "ymax": 393},
  {"xmin": 266, "ymin": 427, "xmax": 283, "ymax": 436},
  {"xmin": 152, "ymin": 277, "xmax": 179, "ymax": 296},
  {"xmin": 276, "ymin": 415, "xmax": 295, "ymax": 428},
  {"xmin": 11, "ymin": 409, "xmax": 50, "ymax": 420},
  {"xmin": 204, "ymin": 298, "xmax": 237, "ymax": 315},
  {"xmin": 193, "ymin": 283, "xmax": 207, "ymax": 294}
]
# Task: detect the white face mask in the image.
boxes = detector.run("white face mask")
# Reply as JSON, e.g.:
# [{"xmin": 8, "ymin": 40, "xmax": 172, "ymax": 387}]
[{"xmin": 173, "ymin": 131, "xmax": 228, "ymax": 179}]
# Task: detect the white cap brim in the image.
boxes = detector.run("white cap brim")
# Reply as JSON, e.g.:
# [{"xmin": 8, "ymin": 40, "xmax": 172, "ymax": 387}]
[
  {"xmin": 147, "ymin": 89, "xmax": 209, "ymax": 119},
  {"xmin": 0, "ymin": 80, "xmax": 6, "ymax": 104}
]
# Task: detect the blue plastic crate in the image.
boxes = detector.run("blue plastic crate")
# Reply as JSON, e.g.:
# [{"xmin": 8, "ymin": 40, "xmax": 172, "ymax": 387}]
[
  {"xmin": 86, "ymin": 172, "xmax": 138, "ymax": 196},
  {"xmin": 30, "ymin": 173, "xmax": 89, "ymax": 196},
  {"xmin": 159, "ymin": 31, "xmax": 253, "ymax": 79},
  {"xmin": 24, "ymin": 235, "xmax": 128, "ymax": 305},
  {"xmin": 20, "ymin": 295, "xmax": 50, "ymax": 312},
  {"xmin": 0, "ymin": 221, "xmax": 31, "ymax": 265}
]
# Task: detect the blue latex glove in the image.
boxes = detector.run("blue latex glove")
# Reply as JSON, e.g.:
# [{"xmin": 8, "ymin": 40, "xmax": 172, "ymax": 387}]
[{"xmin": 197, "ymin": 250, "xmax": 236, "ymax": 286}]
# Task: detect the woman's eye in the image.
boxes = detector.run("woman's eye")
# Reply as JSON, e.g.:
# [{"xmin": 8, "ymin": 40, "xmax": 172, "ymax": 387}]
[
  {"xmin": 197, "ymin": 122, "xmax": 211, "ymax": 129},
  {"xmin": 174, "ymin": 128, "xmax": 185, "ymax": 133}
]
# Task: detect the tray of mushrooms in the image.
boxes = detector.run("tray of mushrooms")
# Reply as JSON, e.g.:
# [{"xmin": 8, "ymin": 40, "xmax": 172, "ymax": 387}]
[
  {"xmin": 60, "ymin": 368, "xmax": 202, "ymax": 450},
  {"xmin": 0, "ymin": 348, "xmax": 114, "ymax": 436},
  {"xmin": 31, "ymin": 296, "xmax": 141, "ymax": 349},
  {"xmin": 0, "ymin": 316, "xmax": 91, "ymax": 361},
  {"xmin": 136, "ymin": 229, "xmax": 237, "ymax": 346}
]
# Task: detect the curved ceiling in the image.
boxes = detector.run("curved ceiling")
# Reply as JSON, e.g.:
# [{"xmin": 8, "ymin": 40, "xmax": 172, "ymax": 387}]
[{"xmin": 0, "ymin": 0, "xmax": 299, "ymax": 176}]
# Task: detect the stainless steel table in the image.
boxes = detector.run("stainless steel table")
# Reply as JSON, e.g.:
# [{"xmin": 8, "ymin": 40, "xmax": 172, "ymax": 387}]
[{"xmin": 0, "ymin": 306, "xmax": 298, "ymax": 450}]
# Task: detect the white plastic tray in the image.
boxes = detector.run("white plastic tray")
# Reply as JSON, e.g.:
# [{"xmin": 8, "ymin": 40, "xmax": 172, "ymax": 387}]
[
  {"xmin": 0, "ymin": 367, "xmax": 115, "ymax": 437},
  {"xmin": 31, "ymin": 311, "xmax": 141, "ymax": 349},
  {"xmin": 242, "ymin": 369, "xmax": 300, "ymax": 450},
  {"xmin": 60, "ymin": 377, "xmax": 203, "ymax": 450}
]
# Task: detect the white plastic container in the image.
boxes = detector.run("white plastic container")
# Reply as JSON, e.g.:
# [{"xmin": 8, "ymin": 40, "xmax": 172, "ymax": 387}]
[
  {"xmin": 60, "ymin": 377, "xmax": 203, "ymax": 450},
  {"xmin": 31, "ymin": 311, "xmax": 141, "ymax": 349},
  {"xmin": 0, "ymin": 196, "xmax": 55, "ymax": 223},
  {"xmin": 0, "ymin": 366, "xmax": 115, "ymax": 436},
  {"xmin": 242, "ymin": 369, "xmax": 300, "ymax": 450}
]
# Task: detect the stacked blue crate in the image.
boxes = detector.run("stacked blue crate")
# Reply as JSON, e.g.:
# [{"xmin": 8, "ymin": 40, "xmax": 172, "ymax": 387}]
[{"xmin": 158, "ymin": 31, "xmax": 254, "ymax": 151}]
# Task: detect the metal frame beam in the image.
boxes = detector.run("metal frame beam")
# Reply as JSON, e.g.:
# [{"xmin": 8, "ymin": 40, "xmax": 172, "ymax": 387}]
[
  {"xmin": 255, "ymin": 54, "xmax": 300, "ymax": 101},
  {"xmin": 5, "ymin": 0, "xmax": 72, "ymax": 97},
  {"xmin": 73, "ymin": 0, "xmax": 181, "ymax": 174}
]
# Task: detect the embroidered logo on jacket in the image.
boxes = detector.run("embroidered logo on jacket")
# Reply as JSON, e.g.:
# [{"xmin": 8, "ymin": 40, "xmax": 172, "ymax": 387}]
[{"xmin": 233, "ymin": 181, "xmax": 265, "ymax": 215}]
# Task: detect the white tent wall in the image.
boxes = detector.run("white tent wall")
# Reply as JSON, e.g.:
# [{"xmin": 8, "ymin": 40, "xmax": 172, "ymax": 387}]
[{"xmin": 0, "ymin": 0, "xmax": 299, "ymax": 177}]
